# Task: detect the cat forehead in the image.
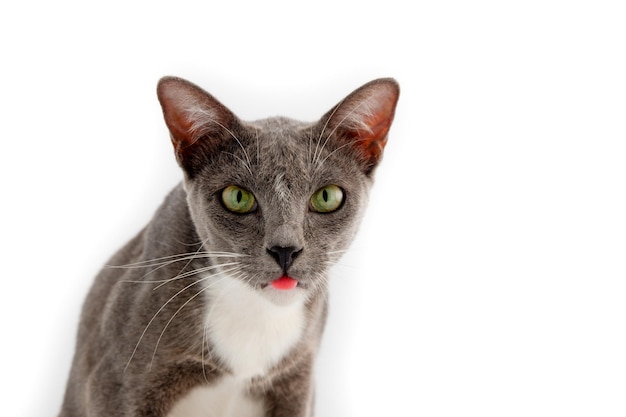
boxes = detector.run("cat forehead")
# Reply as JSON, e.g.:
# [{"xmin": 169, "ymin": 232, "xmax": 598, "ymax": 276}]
[
  {"xmin": 250, "ymin": 119, "xmax": 314, "ymax": 185},
  {"xmin": 249, "ymin": 117, "xmax": 312, "ymax": 141},
  {"xmin": 245, "ymin": 117, "xmax": 317, "ymax": 167},
  {"xmin": 252, "ymin": 116, "xmax": 308, "ymax": 128}
]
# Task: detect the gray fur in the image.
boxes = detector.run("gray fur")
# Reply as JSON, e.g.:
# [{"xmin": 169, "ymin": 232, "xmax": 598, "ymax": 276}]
[{"xmin": 60, "ymin": 77, "xmax": 399, "ymax": 416}]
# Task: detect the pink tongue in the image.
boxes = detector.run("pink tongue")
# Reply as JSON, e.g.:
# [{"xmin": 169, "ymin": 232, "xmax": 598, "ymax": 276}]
[{"xmin": 271, "ymin": 276, "xmax": 298, "ymax": 290}]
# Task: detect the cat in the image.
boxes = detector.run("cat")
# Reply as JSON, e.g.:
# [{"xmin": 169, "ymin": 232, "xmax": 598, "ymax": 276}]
[{"xmin": 59, "ymin": 76, "xmax": 399, "ymax": 417}]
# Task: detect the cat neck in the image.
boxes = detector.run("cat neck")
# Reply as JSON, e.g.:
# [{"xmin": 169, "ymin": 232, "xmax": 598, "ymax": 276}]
[{"xmin": 204, "ymin": 272, "xmax": 307, "ymax": 379}]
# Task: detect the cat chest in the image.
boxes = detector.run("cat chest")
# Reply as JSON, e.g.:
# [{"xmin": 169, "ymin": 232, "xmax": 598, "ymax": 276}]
[
  {"xmin": 204, "ymin": 274, "xmax": 306, "ymax": 377},
  {"xmin": 166, "ymin": 376, "xmax": 265, "ymax": 417},
  {"xmin": 205, "ymin": 276, "xmax": 304, "ymax": 378},
  {"xmin": 166, "ymin": 274, "xmax": 306, "ymax": 417}
]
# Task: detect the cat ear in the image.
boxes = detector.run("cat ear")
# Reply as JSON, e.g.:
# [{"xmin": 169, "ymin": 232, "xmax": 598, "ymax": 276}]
[
  {"xmin": 322, "ymin": 78, "xmax": 399, "ymax": 174},
  {"xmin": 157, "ymin": 76, "xmax": 236, "ymax": 174}
]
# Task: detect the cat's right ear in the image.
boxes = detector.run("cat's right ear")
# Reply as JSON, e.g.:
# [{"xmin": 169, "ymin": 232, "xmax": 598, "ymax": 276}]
[{"xmin": 157, "ymin": 76, "xmax": 236, "ymax": 175}]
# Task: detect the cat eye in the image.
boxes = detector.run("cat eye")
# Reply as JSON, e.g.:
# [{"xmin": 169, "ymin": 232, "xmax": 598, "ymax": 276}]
[
  {"xmin": 310, "ymin": 185, "xmax": 344, "ymax": 213},
  {"xmin": 222, "ymin": 185, "xmax": 257, "ymax": 213}
]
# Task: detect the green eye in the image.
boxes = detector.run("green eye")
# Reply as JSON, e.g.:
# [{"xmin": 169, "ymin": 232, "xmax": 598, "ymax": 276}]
[
  {"xmin": 222, "ymin": 185, "xmax": 256, "ymax": 213},
  {"xmin": 310, "ymin": 185, "xmax": 344, "ymax": 213}
]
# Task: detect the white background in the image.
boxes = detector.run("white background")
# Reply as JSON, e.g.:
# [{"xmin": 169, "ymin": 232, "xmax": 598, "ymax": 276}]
[{"xmin": 1, "ymin": 1, "xmax": 625, "ymax": 416}]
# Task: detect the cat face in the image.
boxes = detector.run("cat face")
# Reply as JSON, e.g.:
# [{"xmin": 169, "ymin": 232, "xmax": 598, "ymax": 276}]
[{"xmin": 157, "ymin": 77, "xmax": 399, "ymax": 304}]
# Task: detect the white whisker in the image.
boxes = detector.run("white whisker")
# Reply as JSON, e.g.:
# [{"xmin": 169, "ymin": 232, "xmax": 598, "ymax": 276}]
[
  {"xmin": 325, "ymin": 249, "xmax": 349, "ymax": 255},
  {"xmin": 202, "ymin": 316, "xmax": 211, "ymax": 384},
  {"xmin": 313, "ymin": 96, "xmax": 347, "ymax": 166},
  {"xmin": 149, "ymin": 271, "xmax": 237, "ymax": 369},
  {"xmin": 107, "ymin": 251, "xmax": 247, "ymax": 269},
  {"xmin": 222, "ymin": 151, "xmax": 254, "ymax": 178},
  {"xmin": 124, "ymin": 265, "xmax": 240, "ymax": 372},
  {"xmin": 255, "ymin": 126, "xmax": 260, "ymax": 166},
  {"xmin": 313, "ymin": 137, "xmax": 367, "ymax": 176},
  {"xmin": 210, "ymin": 119, "xmax": 253, "ymax": 177},
  {"xmin": 151, "ymin": 262, "xmax": 240, "ymax": 289},
  {"xmin": 312, "ymin": 100, "xmax": 371, "ymax": 174}
]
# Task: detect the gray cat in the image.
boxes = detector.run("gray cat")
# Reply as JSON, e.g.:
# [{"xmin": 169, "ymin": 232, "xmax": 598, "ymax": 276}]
[{"xmin": 60, "ymin": 76, "xmax": 399, "ymax": 417}]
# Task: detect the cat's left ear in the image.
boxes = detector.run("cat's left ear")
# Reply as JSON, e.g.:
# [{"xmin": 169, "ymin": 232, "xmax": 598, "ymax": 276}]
[{"xmin": 322, "ymin": 78, "xmax": 399, "ymax": 175}]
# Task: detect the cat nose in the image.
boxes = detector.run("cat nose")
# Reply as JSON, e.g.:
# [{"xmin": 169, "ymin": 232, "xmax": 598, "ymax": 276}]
[{"xmin": 266, "ymin": 246, "xmax": 302, "ymax": 273}]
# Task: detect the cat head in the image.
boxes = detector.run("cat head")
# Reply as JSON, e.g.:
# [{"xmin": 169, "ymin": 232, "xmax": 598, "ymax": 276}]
[{"xmin": 157, "ymin": 77, "xmax": 399, "ymax": 304}]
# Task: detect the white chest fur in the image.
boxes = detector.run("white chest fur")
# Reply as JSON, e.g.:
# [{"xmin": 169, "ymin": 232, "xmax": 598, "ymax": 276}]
[
  {"xmin": 205, "ymin": 273, "xmax": 306, "ymax": 378},
  {"xmin": 167, "ymin": 273, "xmax": 306, "ymax": 417}
]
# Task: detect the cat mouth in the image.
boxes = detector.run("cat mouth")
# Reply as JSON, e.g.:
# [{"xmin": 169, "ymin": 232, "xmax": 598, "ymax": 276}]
[
  {"xmin": 271, "ymin": 276, "xmax": 299, "ymax": 290},
  {"xmin": 260, "ymin": 275, "xmax": 305, "ymax": 291},
  {"xmin": 258, "ymin": 275, "xmax": 306, "ymax": 306}
]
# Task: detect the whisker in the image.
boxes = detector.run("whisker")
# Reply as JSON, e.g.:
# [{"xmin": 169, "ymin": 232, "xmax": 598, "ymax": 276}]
[
  {"xmin": 149, "ymin": 271, "xmax": 236, "ymax": 370},
  {"xmin": 124, "ymin": 266, "xmax": 239, "ymax": 372},
  {"xmin": 327, "ymin": 260, "xmax": 359, "ymax": 273},
  {"xmin": 313, "ymin": 100, "xmax": 370, "ymax": 173},
  {"xmin": 211, "ymin": 120, "xmax": 253, "ymax": 177},
  {"xmin": 313, "ymin": 96, "xmax": 347, "ymax": 166},
  {"xmin": 325, "ymin": 249, "xmax": 349, "ymax": 255},
  {"xmin": 120, "ymin": 262, "xmax": 241, "ymax": 287},
  {"xmin": 312, "ymin": 138, "xmax": 367, "ymax": 176},
  {"xmin": 151, "ymin": 262, "xmax": 240, "ymax": 290},
  {"xmin": 107, "ymin": 251, "xmax": 247, "ymax": 269},
  {"xmin": 308, "ymin": 125, "xmax": 314, "ymax": 167},
  {"xmin": 114, "ymin": 251, "xmax": 245, "ymax": 283},
  {"xmin": 174, "ymin": 237, "xmax": 206, "ymax": 247},
  {"xmin": 307, "ymin": 271, "xmax": 330, "ymax": 300},
  {"xmin": 322, "ymin": 100, "xmax": 372, "ymax": 146},
  {"xmin": 222, "ymin": 151, "xmax": 255, "ymax": 179},
  {"xmin": 255, "ymin": 126, "xmax": 260, "ymax": 166},
  {"xmin": 202, "ymin": 316, "xmax": 211, "ymax": 384},
  {"xmin": 170, "ymin": 236, "xmax": 214, "ymax": 291}
]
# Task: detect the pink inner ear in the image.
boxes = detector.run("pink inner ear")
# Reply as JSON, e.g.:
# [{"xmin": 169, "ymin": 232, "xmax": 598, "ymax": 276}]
[
  {"xmin": 324, "ymin": 79, "xmax": 399, "ymax": 169},
  {"xmin": 357, "ymin": 108, "xmax": 393, "ymax": 159},
  {"xmin": 158, "ymin": 80, "xmax": 202, "ymax": 150},
  {"xmin": 347, "ymin": 85, "xmax": 398, "ymax": 161},
  {"xmin": 164, "ymin": 109, "xmax": 197, "ymax": 150},
  {"xmin": 157, "ymin": 77, "xmax": 232, "ymax": 162}
]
